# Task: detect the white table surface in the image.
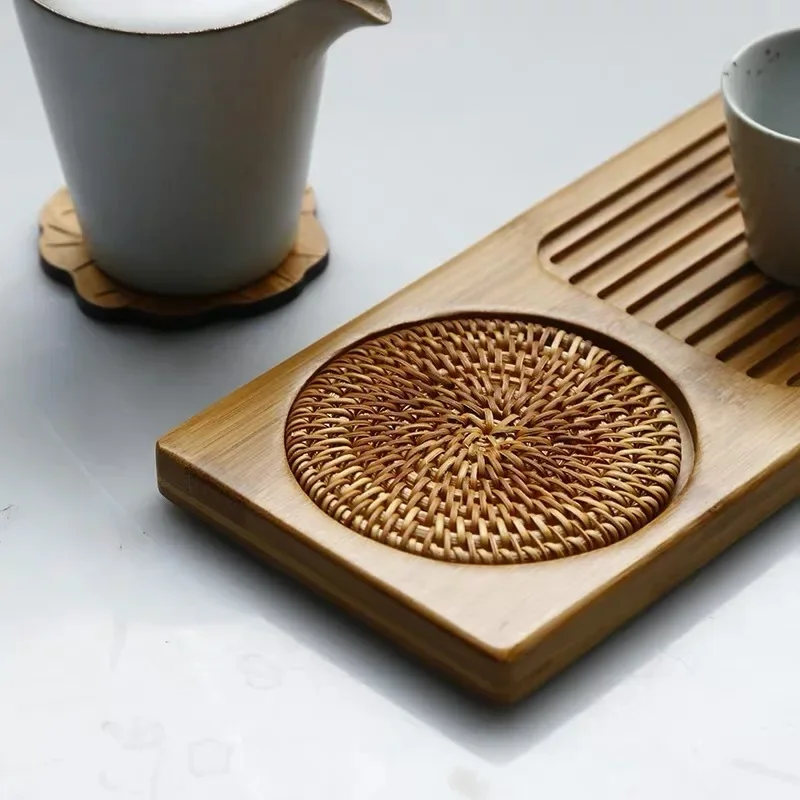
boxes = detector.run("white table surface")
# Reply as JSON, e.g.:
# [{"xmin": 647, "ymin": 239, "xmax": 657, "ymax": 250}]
[{"xmin": 2, "ymin": 2, "xmax": 800, "ymax": 798}]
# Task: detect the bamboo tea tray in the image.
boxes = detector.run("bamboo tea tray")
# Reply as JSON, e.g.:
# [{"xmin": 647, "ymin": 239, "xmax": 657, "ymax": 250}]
[{"xmin": 157, "ymin": 95, "xmax": 800, "ymax": 703}]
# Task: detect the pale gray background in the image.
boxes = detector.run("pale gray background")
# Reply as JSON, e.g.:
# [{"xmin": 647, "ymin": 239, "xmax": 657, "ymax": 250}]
[{"xmin": 1, "ymin": 1, "xmax": 800, "ymax": 798}]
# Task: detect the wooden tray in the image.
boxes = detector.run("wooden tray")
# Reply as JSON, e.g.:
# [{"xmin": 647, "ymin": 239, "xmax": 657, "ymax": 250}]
[{"xmin": 156, "ymin": 95, "xmax": 800, "ymax": 703}]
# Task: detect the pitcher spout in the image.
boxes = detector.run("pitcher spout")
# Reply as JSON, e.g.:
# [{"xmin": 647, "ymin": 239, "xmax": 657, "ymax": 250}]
[
  {"xmin": 340, "ymin": 0, "xmax": 392, "ymax": 25},
  {"xmin": 286, "ymin": 0, "xmax": 391, "ymax": 52}
]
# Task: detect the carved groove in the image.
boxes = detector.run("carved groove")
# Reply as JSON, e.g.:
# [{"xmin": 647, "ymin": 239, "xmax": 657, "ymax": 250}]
[
  {"xmin": 544, "ymin": 124, "xmax": 728, "ymax": 258},
  {"xmin": 539, "ymin": 124, "xmax": 800, "ymax": 386},
  {"xmin": 550, "ymin": 143, "xmax": 731, "ymax": 265},
  {"xmin": 717, "ymin": 302, "xmax": 800, "ymax": 363},
  {"xmin": 564, "ymin": 168, "xmax": 735, "ymax": 283},
  {"xmin": 595, "ymin": 203, "xmax": 739, "ymax": 300},
  {"xmin": 624, "ymin": 227, "xmax": 744, "ymax": 314}
]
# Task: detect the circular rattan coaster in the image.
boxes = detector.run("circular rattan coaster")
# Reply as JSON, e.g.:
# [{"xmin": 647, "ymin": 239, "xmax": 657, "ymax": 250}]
[{"xmin": 286, "ymin": 317, "xmax": 683, "ymax": 565}]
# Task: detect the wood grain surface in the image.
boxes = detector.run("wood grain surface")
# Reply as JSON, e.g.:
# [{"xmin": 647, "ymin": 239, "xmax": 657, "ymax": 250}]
[{"xmin": 156, "ymin": 94, "xmax": 800, "ymax": 703}]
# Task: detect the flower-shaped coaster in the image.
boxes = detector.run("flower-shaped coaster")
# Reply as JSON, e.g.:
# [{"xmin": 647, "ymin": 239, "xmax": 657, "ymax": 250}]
[{"xmin": 38, "ymin": 186, "xmax": 329, "ymax": 329}]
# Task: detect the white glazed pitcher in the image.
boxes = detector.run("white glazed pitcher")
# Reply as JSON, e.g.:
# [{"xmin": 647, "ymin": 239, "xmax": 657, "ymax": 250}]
[{"xmin": 14, "ymin": 0, "xmax": 392, "ymax": 295}]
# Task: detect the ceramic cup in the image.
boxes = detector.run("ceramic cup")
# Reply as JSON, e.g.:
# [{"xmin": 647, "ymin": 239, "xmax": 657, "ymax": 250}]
[
  {"xmin": 722, "ymin": 28, "xmax": 800, "ymax": 288},
  {"xmin": 14, "ymin": 0, "xmax": 391, "ymax": 296}
]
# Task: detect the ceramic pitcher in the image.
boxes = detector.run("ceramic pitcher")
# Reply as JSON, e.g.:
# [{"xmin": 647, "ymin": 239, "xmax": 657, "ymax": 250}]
[{"xmin": 14, "ymin": 0, "xmax": 392, "ymax": 295}]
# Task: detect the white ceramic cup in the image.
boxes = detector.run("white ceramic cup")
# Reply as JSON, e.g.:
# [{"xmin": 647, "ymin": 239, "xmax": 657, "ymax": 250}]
[
  {"xmin": 14, "ymin": 0, "xmax": 391, "ymax": 296},
  {"xmin": 722, "ymin": 29, "xmax": 800, "ymax": 288}
]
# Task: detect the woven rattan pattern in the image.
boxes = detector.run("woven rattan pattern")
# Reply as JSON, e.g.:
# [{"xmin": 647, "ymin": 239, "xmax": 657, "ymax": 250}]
[{"xmin": 285, "ymin": 318, "xmax": 682, "ymax": 564}]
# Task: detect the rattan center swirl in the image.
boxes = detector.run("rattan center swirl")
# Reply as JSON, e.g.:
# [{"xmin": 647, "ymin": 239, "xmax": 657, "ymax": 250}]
[{"xmin": 285, "ymin": 318, "xmax": 682, "ymax": 564}]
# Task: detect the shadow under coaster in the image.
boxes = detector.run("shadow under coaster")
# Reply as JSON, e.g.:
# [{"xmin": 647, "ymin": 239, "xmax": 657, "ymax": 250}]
[{"xmin": 156, "ymin": 95, "xmax": 800, "ymax": 703}]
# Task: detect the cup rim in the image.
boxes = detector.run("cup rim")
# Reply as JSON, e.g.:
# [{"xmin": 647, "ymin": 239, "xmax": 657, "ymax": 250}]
[
  {"xmin": 24, "ymin": 0, "xmax": 298, "ymax": 37},
  {"xmin": 722, "ymin": 27, "xmax": 800, "ymax": 145}
]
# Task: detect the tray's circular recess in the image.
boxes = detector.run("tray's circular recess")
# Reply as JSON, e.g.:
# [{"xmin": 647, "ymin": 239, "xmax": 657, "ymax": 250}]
[{"xmin": 285, "ymin": 317, "xmax": 683, "ymax": 565}]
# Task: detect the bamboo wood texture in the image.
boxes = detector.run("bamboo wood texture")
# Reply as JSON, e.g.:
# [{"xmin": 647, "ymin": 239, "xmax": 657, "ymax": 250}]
[
  {"xmin": 38, "ymin": 186, "xmax": 329, "ymax": 328},
  {"xmin": 157, "ymin": 94, "xmax": 800, "ymax": 703}
]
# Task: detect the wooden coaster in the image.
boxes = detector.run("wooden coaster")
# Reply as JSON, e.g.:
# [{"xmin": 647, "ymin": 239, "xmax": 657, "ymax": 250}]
[{"xmin": 38, "ymin": 187, "xmax": 329, "ymax": 329}]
